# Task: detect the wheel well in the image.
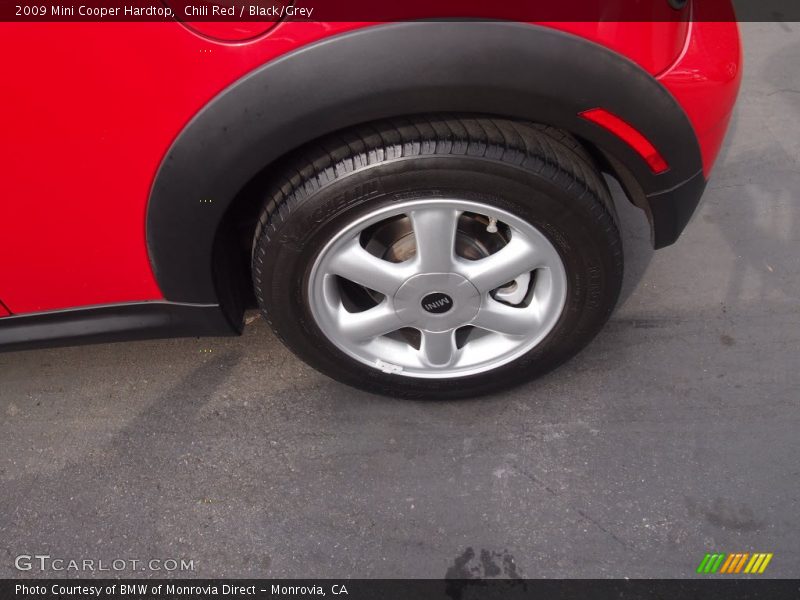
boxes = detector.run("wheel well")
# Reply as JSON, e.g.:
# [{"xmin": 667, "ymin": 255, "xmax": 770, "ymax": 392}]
[
  {"xmin": 211, "ymin": 113, "xmax": 640, "ymax": 327},
  {"xmin": 573, "ymin": 135, "xmax": 655, "ymax": 233}
]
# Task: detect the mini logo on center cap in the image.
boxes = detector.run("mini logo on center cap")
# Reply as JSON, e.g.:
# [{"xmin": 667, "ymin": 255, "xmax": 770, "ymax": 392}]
[{"xmin": 421, "ymin": 292, "xmax": 453, "ymax": 314}]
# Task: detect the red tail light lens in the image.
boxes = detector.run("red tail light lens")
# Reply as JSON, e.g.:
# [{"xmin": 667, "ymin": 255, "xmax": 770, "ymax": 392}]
[{"xmin": 580, "ymin": 108, "xmax": 669, "ymax": 174}]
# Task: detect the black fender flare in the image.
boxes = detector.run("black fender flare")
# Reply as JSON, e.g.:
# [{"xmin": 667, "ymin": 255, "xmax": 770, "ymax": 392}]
[{"xmin": 147, "ymin": 21, "xmax": 703, "ymax": 311}]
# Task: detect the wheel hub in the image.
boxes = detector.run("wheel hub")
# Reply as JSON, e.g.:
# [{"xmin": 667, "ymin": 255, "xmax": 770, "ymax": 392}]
[{"xmin": 394, "ymin": 273, "xmax": 481, "ymax": 333}]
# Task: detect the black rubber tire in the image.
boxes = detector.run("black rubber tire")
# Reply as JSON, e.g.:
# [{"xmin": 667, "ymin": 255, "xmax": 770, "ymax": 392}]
[{"xmin": 252, "ymin": 115, "xmax": 623, "ymax": 399}]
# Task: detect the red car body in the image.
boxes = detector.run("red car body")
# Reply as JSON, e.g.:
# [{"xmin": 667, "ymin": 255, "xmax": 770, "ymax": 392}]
[{"xmin": 0, "ymin": 1, "xmax": 741, "ymax": 349}]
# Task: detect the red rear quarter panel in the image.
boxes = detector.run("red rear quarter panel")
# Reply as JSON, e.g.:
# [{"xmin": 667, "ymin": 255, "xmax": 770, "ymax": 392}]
[{"xmin": 658, "ymin": 13, "xmax": 742, "ymax": 175}]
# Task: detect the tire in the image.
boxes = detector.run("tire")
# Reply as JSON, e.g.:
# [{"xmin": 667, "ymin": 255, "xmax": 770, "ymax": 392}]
[{"xmin": 252, "ymin": 115, "xmax": 623, "ymax": 399}]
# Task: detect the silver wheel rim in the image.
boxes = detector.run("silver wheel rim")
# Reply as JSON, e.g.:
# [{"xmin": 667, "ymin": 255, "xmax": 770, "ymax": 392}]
[{"xmin": 308, "ymin": 199, "xmax": 568, "ymax": 379}]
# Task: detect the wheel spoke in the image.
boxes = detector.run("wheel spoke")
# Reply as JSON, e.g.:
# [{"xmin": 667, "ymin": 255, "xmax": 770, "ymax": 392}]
[
  {"xmin": 408, "ymin": 207, "xmax": 460, "ymax": 272},
  {"xmin": 419, "ymin": 329, "xmax": 458, "ymax": 367},
  {"xmin": 337, "ymin": 302, "xmax": 403, "ymax": 342},
  {"xmin": 459, "ymin": 233, "xmax": 542, "ymax": 293},
  {"xmin": 327, "ymin": 238, "xmax": 412, "ymax": 296},
  {"xmin": 471, "ymin": 298, "xmax": 541, "ymax": 337}
]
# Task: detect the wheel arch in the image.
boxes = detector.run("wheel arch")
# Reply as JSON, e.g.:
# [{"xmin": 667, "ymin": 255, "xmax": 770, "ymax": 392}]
[{"xmin": 146, "ymin": 21, "xmax": 704, "ymax": 326}]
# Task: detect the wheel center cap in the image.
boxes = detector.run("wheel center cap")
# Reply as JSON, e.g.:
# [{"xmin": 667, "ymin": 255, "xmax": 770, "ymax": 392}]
[
  {"xmin": 394, "ymin": 273, "xmax": 481, "ymax": 332},
  {"xmin": 421, "ymin": 292, "xmax": 453, "ymax": 314}
]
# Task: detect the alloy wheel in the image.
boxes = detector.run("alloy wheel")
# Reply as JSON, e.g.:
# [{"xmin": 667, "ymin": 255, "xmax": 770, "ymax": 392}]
[{"xmin": 308, "ymin": 199, "xmax": 568, "ymax": 378}]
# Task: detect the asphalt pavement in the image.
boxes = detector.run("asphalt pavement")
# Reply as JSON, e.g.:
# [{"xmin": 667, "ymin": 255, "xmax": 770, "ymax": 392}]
[{"xmin": 1, "ymin": 23, "xmax": 798, "ymax": 578}]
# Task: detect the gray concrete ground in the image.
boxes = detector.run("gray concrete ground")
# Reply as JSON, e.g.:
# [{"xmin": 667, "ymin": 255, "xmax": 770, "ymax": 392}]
[{"xmin": 1, "ymin": 23, "xmax": 798, "ymax": 579}]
